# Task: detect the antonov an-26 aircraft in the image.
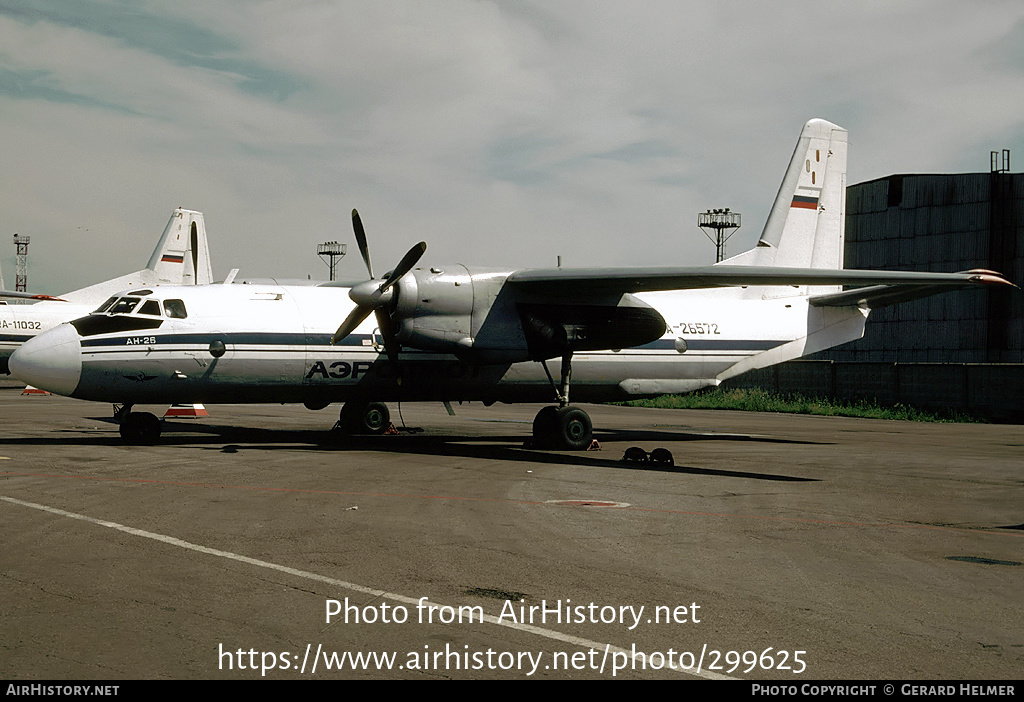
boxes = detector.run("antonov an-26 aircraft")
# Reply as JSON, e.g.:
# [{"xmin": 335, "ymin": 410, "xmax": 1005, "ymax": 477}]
[
  {"xmin": 0, "ymin": 208, "xmax": 213, "ymax": 374},
  {"xmin": 10, "ymin": 120, "xmax": 1014, "ymax": 446}
]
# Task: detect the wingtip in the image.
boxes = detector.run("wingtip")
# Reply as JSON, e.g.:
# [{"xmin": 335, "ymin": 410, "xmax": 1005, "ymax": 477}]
[{"xmin": 964, "ymin": 269, "xmax": 1019, "ymax": 289}]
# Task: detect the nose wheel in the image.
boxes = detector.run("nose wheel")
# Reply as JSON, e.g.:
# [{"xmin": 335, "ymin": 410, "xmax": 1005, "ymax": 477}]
[{"xmin": 119, "ymin": 411, "xmax": 162, "ymax": 445}]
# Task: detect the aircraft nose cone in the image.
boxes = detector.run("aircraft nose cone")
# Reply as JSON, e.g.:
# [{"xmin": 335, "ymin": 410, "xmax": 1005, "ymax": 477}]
[{"xmin": 9, "ymin": 323, "xmax": 82, "ymax": 396}]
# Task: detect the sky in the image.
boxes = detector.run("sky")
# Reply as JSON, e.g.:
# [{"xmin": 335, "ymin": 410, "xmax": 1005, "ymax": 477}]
[{"xmin": 1, "ymin": 0, "xmax": 1023, "ymax": 293}]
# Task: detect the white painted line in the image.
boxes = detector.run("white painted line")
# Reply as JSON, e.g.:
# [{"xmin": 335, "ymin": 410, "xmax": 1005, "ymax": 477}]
[
  {"xmin": 1, "ymin": 494, "xmax": 731, "ymax": 679},
  {"xmin": 544, "ymin": 499, "xmax": 631, "ymax": 508}
]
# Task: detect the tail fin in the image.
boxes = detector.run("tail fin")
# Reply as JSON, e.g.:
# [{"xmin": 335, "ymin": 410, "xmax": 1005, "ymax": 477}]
[
  {"xmin": 147, "ymin": 208, "xmax": 213, "ymax": 285},
  {"xmin": 60, "ymin": 208, "xmax": 213, "ymax": 304},
  {"xmin": 724, "ymin": 119, "xmax": 847, "ymax": 270}
]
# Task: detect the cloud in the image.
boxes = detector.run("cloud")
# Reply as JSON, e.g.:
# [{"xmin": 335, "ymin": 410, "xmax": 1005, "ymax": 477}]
[{"xmin": 0, "ymin": 0, "xmax": 1022, "ymax": 292}]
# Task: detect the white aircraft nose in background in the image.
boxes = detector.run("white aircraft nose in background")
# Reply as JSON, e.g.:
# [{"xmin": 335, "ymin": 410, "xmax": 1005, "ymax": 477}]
[
  {"xmin": 1, "ymin": 207, "xmax": 213, "ymax": 375},
  {"xmin": 9, "ymin": 323, "xmax": 82, "ymax": 397}
]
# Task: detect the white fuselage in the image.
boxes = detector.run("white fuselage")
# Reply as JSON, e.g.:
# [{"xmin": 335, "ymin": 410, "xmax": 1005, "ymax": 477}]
[{"xmin": 9, "ymin": 282, "xmax": 868, "ymax": 406}]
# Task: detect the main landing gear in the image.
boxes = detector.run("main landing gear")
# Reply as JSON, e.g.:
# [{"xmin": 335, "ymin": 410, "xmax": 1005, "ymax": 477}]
[
  {"xmin": 532, "ymin": 405, "xmax": 593, "ymax": 450},
  {"xmin": 531, "ymin": 351, "xmax": 594, "ymax": 451},
  {"xmin": 336, "ymin": 400, "xmax": 391, "ymax": 435},
  {"xmin": 115, "ymin": 404, "xmax": 162, "ymax": 445}
]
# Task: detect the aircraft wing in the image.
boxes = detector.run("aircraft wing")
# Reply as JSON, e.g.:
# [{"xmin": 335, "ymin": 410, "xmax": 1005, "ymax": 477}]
[
  {"xmin": 0, "ymin": 289, "xmax": 65, "ymax": 301},
  {"xmin": 807, "ymin": 278, "xmax": 1014, "ymax": 308},
  {"xmin": 506, "ymin": 266, "xmax": 1014, "ymax": 296}
]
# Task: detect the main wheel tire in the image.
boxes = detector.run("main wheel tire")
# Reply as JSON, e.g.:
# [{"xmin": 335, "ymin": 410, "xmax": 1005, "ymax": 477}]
[
  {"xmin": 119, "ymin": 412, "xmax": 162, "ymax": 445},
  {"xmin": 554, "ymin": 407, "xmax": 593, "ymax": 451},
  {"xmin": 532, "ymin": 406, "xmax": 559, "ymax": 447},
  {"xmin": 361, "ymin": 402, "xmax": 390, "ymax": 434},
  {"xmin": 339, "ymin": 401, "xmax": 390, "ymax": 434}
]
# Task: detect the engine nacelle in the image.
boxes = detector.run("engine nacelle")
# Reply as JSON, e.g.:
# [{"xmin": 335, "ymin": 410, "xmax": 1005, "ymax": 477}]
[
  {"xmin": 389, "ymin": 266, "xmax": 667, "ymax": 364},
  {"xmin": 393, "ymin": 266, "xmax": 532, "ymax": 363}
]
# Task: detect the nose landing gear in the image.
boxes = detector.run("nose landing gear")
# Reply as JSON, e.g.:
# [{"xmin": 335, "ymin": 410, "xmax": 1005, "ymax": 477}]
[{"xmin": 116, "ymin": 406, "xmax": 162, "ymax": 445}]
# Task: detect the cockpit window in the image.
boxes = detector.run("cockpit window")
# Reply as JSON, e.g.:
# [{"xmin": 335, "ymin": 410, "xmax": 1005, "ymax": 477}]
[
  {"xmin": 138, "ymin": 300, "xmax": 162, "ymax": 316},
  {"xmin": 94, "ymin": 296, "xmax": 118, "ymax": 314},
  {"xmin": 163, "ymin": 299, "xmax": 187, "ymax": 319},
  {"xmin": 108, "ymin": 297, "xmax": 141, "ymax": 315}
]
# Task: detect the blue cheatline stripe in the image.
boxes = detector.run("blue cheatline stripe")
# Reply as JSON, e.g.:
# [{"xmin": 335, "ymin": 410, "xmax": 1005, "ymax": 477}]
[
  {"xmin": 81, "ymin": 332, "xmax": 372, "ymax": 348},
  {"xmin": 83, "ymin": 347, "xmax": 314, "ymax": 356},
  {"xmin": 636, "ymin": 339, "xmax": 787, "ymax": 351},
  {"xmin": 79, "ymin": 333, "xmax": 787, "ymax": 354},
  {"xmin": 0, "ymin": 334, "xmax": 34, "ymax": 343}
]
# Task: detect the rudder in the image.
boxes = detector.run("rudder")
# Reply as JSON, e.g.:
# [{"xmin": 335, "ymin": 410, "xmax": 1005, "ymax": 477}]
[{"xmin": 724, "ymin": 119, "xmax": 847, "ymax": 271}]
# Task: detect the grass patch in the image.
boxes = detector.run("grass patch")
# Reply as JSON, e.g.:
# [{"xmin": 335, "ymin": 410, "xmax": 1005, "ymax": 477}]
[{"xmin": 617, "ymin": 388, "xmax": 982, "ymax": 423}]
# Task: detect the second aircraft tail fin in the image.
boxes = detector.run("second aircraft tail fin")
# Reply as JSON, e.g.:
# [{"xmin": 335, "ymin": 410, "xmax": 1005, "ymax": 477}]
[
  {"xmin": 60, "ymin": 208, "xmax": 213, "ymax": 304},
  {"xmin": 147, "ymin": 208, "xmax": 213, "ymax": 285}
]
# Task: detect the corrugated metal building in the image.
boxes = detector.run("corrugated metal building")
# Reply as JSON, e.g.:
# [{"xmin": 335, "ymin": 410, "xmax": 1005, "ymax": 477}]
[
  {"xmin": 823, "ymin": 171, "xmax": 1023, "ymax": 363},
  {"xmin": 726, "ymin": 170, "xmax": 1023, "ymax": 419}
]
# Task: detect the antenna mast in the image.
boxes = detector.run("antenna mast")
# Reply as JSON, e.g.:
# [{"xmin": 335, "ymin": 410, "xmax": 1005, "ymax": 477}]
[
  {"xmin": 14, "ymin": 233, "xmax": 30, "ymax": 292},
  {"xmin": 698, "ymin": 209, "xmax": 741, "ymax": 263},
  {"xmin": 317, "ymin": 241, "xmax": 347, "ymax": 281}
]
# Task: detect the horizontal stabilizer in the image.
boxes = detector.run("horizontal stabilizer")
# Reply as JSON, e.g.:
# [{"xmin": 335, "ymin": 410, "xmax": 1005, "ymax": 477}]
[{"xmin": 809, "ymin": 270, "xmax": 1016, "ymax": 308}]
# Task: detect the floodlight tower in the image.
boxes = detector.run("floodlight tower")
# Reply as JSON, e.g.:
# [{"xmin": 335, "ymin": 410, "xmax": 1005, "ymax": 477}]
[
  {"xmin": 317, "ymin": 241, "xmax": 347, "ymax": 281},
  {"xmin": 14, "ymin": 233, "xmax": 29, "ymax": 292},
  {"xmin": 698, "ymin": 208, "xmax": 741, "ymax": 263},
  {"xmin": 990, "ymin": 149, "xmax": 1010, "ymax": 173}
]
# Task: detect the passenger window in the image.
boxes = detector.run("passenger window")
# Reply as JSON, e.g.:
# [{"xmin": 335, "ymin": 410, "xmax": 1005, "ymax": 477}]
[
  {"xmin": 139, "ymin": 300, "xmax": 162, "ymax": 316},
  {"xmin": 109, "ymin": 297, "xmax": 140, "ymax": 315},
  {"xmin": 164, "ymin": 299, "xmax": 187, "ymax": 319},
  {"xmin": 94, "ymin": 296, "xmax": 118, "ymax": 314}
]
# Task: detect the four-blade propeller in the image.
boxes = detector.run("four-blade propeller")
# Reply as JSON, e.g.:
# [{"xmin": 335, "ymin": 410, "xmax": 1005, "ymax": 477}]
[{"xmin": 330, "ymin": 210, "xmax": 426, "ymax": 364}]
